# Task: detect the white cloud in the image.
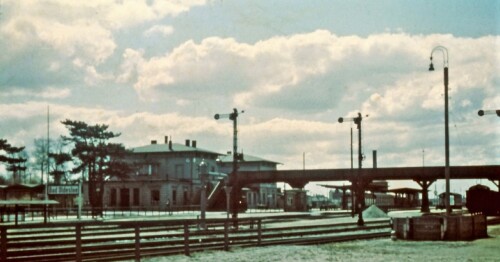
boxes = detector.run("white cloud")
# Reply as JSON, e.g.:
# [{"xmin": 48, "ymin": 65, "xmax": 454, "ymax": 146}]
[
  {"xmin": 117, "ymin": 49, "xmax": 145, "ymax": 83},
  {"xmin": 0, "ymin": 0, "xmax": 207, "ymax": 89},
  {"xmin": 84, "ymin": 66, "xmax": 113, "ymax": 86},
  {"xmin": 112, "ymin": 31, "xmax": 499, "ymax": 170},
  {"xmin": 126, "ymin": 31, "xmax": 498, "ymax": 118},
  {"xmin": 0, "ymin": 87, "xmax": 71, "ymax": 99},
  {"xmin": 39, "ymin": 87, "xmax": 71, "ymax": 99},
  {"xmin": 144, "ymin": 25, "xmax": 175, "ymax": 37}
]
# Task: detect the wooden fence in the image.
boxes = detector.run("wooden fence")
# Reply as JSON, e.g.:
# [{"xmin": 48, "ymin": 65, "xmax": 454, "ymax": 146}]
[{"xmin": 0, "ymin": 216, "xmax": 391, "ymax": 261}]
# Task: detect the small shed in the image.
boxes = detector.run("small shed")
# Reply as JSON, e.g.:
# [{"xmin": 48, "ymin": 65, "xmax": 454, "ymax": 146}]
[
  {"xmin": 284, "ymin": 189, "xmax": 307, "ymax": 212},
  {"xmin": 388, "ymin": 187, "xmax": 421, "ymax": 208},
  {"xmin": 0, "ymin": 184, "xmax": 45, "ymax": 200}
]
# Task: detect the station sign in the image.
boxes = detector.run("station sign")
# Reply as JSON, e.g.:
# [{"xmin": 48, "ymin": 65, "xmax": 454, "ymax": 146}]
[{"xmin": 48, "ymin": 185, "xmax": 79, "ymax": 195}]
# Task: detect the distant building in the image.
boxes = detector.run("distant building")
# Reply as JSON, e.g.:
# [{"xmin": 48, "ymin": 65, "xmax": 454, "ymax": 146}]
[
  {"xmin": 329, "ymin": 188, "xmax": 352, "ymax": 209},
  {"xmin": 307, "ymin": 194, "xmax": 331, "ymax": 209},
  {"xmin": 217, "ymin": 153, "xmax": 280, "ymax": 209}
]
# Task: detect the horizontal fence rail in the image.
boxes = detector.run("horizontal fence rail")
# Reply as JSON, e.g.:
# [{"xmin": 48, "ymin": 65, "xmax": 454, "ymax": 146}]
[{"xmin": 1, "ymin": 215, "xmax": 391, "ymax": 261}]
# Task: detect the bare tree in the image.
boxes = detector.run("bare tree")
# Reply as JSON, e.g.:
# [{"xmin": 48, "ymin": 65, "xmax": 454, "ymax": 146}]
[{"xmin": 32, "ymin": 138, "xmax": 51, "ymax": 184}]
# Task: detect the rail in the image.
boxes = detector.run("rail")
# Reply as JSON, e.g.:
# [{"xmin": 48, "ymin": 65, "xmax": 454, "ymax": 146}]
[{"xmin": 0, "ymin": 216, "xmax": 390, "ymax": 261}]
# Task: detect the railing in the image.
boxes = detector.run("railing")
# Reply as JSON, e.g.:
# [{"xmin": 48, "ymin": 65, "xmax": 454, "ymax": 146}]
[
  {"xmin": 3, "ymin": 205, "xmax": 202, "ymax": 222},
  {"xmin": 0, "ymin": 216, "xmax": 391, "ymax": 261}
]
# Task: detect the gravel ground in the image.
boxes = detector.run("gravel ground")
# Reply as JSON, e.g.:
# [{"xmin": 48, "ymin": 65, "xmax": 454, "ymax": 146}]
[{"xmin": 142, "ymin": 224, "xmax": 500, "ymax": 262}]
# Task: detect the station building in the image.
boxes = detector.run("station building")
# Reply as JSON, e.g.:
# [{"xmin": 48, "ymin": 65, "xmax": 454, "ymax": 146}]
[{"xmin": 83, "ymin": 137, "xmax": 280, "ymax": 211}]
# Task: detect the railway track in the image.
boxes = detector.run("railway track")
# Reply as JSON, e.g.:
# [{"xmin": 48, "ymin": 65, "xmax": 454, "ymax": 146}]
[{"xmin": 1, "ymin": 214, "xmax": 390, "ymax": 261}]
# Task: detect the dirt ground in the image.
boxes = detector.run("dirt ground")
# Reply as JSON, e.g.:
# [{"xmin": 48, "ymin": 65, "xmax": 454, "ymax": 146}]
[{"xmin": 144, "ymin": 225, "xmax": 500, "ymax": 262}]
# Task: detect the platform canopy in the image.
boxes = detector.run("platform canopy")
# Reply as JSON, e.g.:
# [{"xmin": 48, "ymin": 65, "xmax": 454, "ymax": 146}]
[{"xmin": 0, "ymin": 200, "xmax": 59, "ymax": 205}]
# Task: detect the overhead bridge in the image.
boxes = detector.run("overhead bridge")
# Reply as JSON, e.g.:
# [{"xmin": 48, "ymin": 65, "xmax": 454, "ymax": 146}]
[
  {"xmin": 237, "ymin": 165, "xmax": 500, "ymax": 188},
  {"xmin": 237, "ymin": 165, "xmax": 500, "ymax": 212}
]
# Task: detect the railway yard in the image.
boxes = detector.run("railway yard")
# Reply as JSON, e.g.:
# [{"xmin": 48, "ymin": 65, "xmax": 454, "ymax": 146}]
[
  {"xmin": 1, "ymin": 208, "xmax": 499, "ymax": 261},
  {"xmin": 155, "ymin": 223, "xmax": 500, "ymax": 262}
]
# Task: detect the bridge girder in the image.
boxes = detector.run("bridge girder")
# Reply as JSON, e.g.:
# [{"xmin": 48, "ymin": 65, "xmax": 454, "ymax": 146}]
[{"xmin": 237, "ymin": 165, "xmax": 500, "ymax": 188}]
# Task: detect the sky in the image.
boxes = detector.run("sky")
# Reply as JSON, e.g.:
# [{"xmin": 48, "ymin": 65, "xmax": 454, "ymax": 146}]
[{"xmin": 0, "ymin": 0, "xmax": 499, "ymax": 195}]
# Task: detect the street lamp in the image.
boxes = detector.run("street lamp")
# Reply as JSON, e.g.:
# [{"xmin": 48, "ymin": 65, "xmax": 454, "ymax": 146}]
[
  {"xmin": 214, "ymin": 108, "xmax": 244, "ymax": 226},
  {"xmin": 338, "ymin": 112, "xmax": 366, "ymax": 226},
  {"xmin": 199, "ymin": 159, "xmax": 208, "ymax": 230},
  {"xmin": 429, "ymin": 45, "xmax": 451, "ymax": 215}
]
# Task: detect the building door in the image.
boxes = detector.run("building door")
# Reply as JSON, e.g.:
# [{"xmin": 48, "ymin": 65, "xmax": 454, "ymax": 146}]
[
  {"xmin": 110, "ymin": 188, "xmax": 117, "ymax": 206},
  {"xmin": 120, "ymin": 188, "xmax": 130, "ymax": 207},
  {"xmin": 133, "ymin": 188, "xmax": 140, "ymax": 206}
]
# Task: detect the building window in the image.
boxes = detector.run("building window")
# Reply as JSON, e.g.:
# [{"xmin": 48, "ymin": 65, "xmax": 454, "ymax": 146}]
[
  {"xmin": 151, "ymin": 190, "xmax": 160, "ymax": 205},
  {"xmin": 120, "ymin": 188, "xmax": 130, "ymax": 207},
  {"xmin": 133, "ymin": 188, "xmax": 140, "ymax": 206},
  {"xmin": 183, "ymin": 188, "xmax": 188, "ymax": 205},
  {"xmin": 175, "ymin": 165, "xmax": 184, "ymax": 179},
  {"xmin": 110, "ymin": 188, "xmax": 117, "ymax": 206},
  {"xmin": 172, "ymin": 189, "xmax": 177, "ymax": 205}
]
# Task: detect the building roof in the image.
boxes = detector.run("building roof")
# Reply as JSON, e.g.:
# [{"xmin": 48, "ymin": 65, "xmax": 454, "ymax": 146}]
[
  {"xmin": 388, "ymin": 187, "xmax": 422, "ymax": 193},
  {"xmin": 218, "ymin": 153, "xmax": 281, "ymax": 164},
  {"xmin": 131, "ymin": 143, "xmax": 223, "ymax": 156},
  {"xmin": 0, "ymin": 184, "xmax": 45, "ymax": 190},
  {"xmin": 0, "ymin": 200, "xmax": 59, "ymax": 205}
]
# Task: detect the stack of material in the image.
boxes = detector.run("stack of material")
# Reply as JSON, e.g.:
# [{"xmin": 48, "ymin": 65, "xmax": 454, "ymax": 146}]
[{"xmin": 362, "ymin": 205, "xmax": 388, "ymax": 218}]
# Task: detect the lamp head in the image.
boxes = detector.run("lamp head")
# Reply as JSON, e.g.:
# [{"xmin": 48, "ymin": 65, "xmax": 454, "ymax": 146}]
[{"xmin": 428, "ymin": 56, "xmax": 434, "ymax": 71}]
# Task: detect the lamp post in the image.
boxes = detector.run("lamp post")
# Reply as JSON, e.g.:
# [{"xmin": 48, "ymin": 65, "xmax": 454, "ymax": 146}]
[
  {"xmin": 338, "ymin": 112, "xmax": 366, "ymax": 226},
  {"xmin": 429, "ymin": 45, "xmax": 451, "ymax": 215},
  {"xmin": 199, "ymin": 159, "xmax": 208, "ymax": 230},
  {"xmin": 214, "ymin": 108, "xmax": 244, "ymax": 226}
]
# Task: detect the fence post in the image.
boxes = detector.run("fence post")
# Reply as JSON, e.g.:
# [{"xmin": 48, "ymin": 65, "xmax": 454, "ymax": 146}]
[
  {"xmin": 257, "ymin": 219, "xmax": 262, "ymax": 246},
  {"xmin": 224, "ymin": 221, "xmax": 229, "ymax": 251},
  {"xmin": 75, "ymin": 224, "xmax": 82, "ymax": 262},
  {"xmin": 135, "ymin": 224, "xmax": 141, "ymax": 261},
  {"xmin": 183, "ymin": 223, "xmax": 190, "ymax": 256},
  {"xmin": 1, "ymin": 226, "xmax": 7, "ymax": 261}
]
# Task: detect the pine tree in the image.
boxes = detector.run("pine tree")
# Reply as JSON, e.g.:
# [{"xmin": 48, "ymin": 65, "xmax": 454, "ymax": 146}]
[
  {"xmin": 0, "ymin": 139, "xmax": 27, "ymax": 184},
  {"xmin": 61, "ymin": 120, "xmax": 131, "ymax": 217}
]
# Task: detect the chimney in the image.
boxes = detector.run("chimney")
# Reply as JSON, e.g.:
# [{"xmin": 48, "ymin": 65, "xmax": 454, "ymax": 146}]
[
  {"xmin": 151, "ymin": 140, "xmax": 157, "ymax": 145},
  {"xmin": 168, "ymin": 140, "xmax": 173, "ymax": 150},
  {"xmin": 164, "ymin": 136, "xmax": 168, "ymax": 144},
  {"xmin": 185, "ymin": 139, "xmax": 190, "ymax": 147},
  {"xmin": 373, "ymin": 150, "xmax": 377, "ymax": 169},
  {"xmin": 192, "ymin": 140, "xmax": 197, "ymax": 148}
]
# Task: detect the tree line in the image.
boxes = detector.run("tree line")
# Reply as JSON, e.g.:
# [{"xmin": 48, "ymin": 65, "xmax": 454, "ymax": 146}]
[{"xmin": 0, "ymin": 120, "xmax": 132, "ymax": 217}]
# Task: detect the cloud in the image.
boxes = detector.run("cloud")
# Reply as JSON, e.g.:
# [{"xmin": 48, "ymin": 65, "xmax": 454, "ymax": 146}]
[
  {"xmin": 123, "ymin": 31, "xmax": 498, "ymax": 121},
  {"xmin": 1, "ymin": 1, "xmax": 497, "ymax": 196},
  {"xmin": 0, "ymin": 0, "xmax": 207, "ymax": 94},
  {"xmin": 0, "ymin": 87, "xmax": 71, "ymax": 99},
  {"xmin": 109, "ymin": 31, "xmax": 499, "ymax": 171},
  {"xmin": 144, "ymin": 25, "xmax": 175, "ymax": 37}
]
